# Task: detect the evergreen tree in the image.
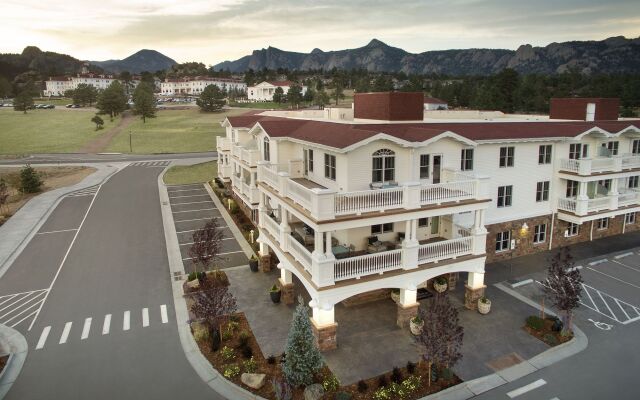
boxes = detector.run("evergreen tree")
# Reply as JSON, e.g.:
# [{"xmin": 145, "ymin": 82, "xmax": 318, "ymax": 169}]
[
  {"xmin": 272, "ymin": 86, "xmax": 285, "ymax": 103},
  {"xmin": 13, "ymin": 90, "xmax": 33, "ymax": 114},
  {"xmin": 331, "ymin": 82, "xmax": 345, "ymax": 105},
  {"xmin": 19, "ymin": 164, "xmax": 42, "ymax": 193},
  {"xmin": 73, "ymin": 83, "xmax": 98, "ymax": 107},
  {"xmin": 0, "ymin": 77, "xmax": 12, "ymax": 98},
  {"xmin": 282, "ymin": 297, "xmax": 323, "ymax": 387},
  {"xmin": 132, "ymin": 82, "xmax": 157, "ymax": 123},
  {"xmin": 91, "ymin": 115, "xmax": 104, "ymax": 130},
  {"xmin": 287, "ymin": 84, "xmax": 303, "ymax": 108},
  {"xmin": 196, "ymin": 84, "xmax": 226, "ymax": 112},
  {"xmin": 97, "ymin": 81, "xmax": 127, "ymax": 120},
  {"xmin": 313, "ymin": 90, "xmax": 330, "ymax": 109}
]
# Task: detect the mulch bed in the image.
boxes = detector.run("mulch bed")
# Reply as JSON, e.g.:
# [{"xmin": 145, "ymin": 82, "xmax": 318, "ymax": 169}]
[
  {"xmin": 0, "ymin": 355, "xmax": 8, "ymax": 376},
  {"xmin": 209, "ymin": 181, "xmax": 259, "ymax": 254},
  {"xmin": 523, "ymin": 316, "xmax": 573, "ymax": 346}
]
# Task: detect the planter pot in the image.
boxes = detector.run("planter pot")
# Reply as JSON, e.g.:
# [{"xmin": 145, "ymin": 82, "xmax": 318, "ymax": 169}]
[
  {"xmin": 478, "ymin": 299, "xmax": 491, "ymax": 314},
  {"xmin": 410, "ymin": 320, "xmax": 423, "ymax": 335},
  {"xmin": 270, "ymin": 290, "xmax": 281, "ymax": 304},
  {"xmin": 433, "ymin": 281, "xmax": 448, "ymax": 293},
  {"xmin": 249, "ymin": 259, "xmax": 259, "ymax": 272},
  {"xmin": 390, "ymin": 291, "xmax": 400, "ymax": 304}
]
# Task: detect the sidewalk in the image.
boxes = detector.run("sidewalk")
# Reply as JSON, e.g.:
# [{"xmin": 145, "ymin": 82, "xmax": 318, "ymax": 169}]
[
  {"xmin": 0, "ymin": 163, "xmax": 123, "ymax": 279},
  {"xmin": 0, "ymin": 324, "xmax": 28, "ymax": 399}
]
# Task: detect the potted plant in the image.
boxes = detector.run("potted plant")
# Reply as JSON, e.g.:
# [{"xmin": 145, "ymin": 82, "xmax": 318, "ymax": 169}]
[
  {"xmin": 391, "ymin": 289, "xmax": 400, "ymax": 304},
  {"xmin": 269, "ymin": 284, "xmax": 281, "ymax": 304},
  {"xmin": 410, "ymin": 315, "xmax": 423, "ymax": 335},
  {"xmin": 433, "ymin": 276, "xmax": 448, "ymax": 293},
  {"xmin": 249, "ymin": 255, "xmax": 259, "ymax": 272},
  {"xmin": 478, "ymin": 296, "xmax": 491, "ymax": 314}
]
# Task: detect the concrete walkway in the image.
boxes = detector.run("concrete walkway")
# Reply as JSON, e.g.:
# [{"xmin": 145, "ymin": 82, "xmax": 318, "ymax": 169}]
[
  {"xmin": 0, "ymin": 324, "xmax": 28, "ymax": 399},
  {"xmin": 0, "ymin": 163, "xmax": 123, "ymax": 279}
]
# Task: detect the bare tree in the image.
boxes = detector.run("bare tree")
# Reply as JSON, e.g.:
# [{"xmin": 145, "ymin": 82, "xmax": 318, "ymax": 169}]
[
  {"xmin": 542, "ymin": 247, "xmax": 583, "ymax": 336},
  {"xmin": 188, "ymin": 218, "xmax": 225, "ymax": 278},
  {"xmin": 0, "ymin": 179, "xmax": 8, "ymax": 214},
  {"xmin": 190, "ymin": 280, "xmax": 238, "ymax": 348},
  {"xmin": 415, "ymin": 293, "xmax": 464, "ymax": 386}
]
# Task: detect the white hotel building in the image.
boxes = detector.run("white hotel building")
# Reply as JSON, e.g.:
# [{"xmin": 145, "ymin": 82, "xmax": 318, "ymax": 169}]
[
  {"xmin": 247, "ymin": 81, "xmax": 307, "ymax": 101},
  {"xmin": 44, "ymin": 73, "xmax": 140, "ymax": 96},
  {"xmin": 160, "ymin": 77, "xmax": 246, "ymax": 96},
  {"xmin": 216, "ymin": 93, "xmax": 640, "ymax": 350}
]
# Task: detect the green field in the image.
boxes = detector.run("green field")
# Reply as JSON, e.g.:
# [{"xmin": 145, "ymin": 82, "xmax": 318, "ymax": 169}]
[
  {"xmin": 107, "ymin": 108, "xmax": 249, "ymax": 154},
  {"xmin": 229, "ymin": 101, "xmax": 292, "ymax": 109},
  {"xmin": 34, "ymin": 98, "xmax": 75, "ymax": 106},
  {"xmin": 163, "ymin": 161, "xmax": 218, "ymax": 185},
  {"xmin": 0, "ymin": 108, "xmax": 119, "ymax": 154}
]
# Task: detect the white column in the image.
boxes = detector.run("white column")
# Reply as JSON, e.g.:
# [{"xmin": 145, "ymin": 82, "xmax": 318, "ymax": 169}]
[
  {"xmin": 280, "ymin": 267, "xmax": 293, "ymax": 285},
  {"xmin": 259, "ymin": 241, "xmax": 269, "ymax": 256},
  {"xmin": 279, "ymin": 208, "xmax": 291, "ymax": 249},
  {"xmin": 467, "ymin": 271, "xmax": 485, "ymax": 289},
  {"xmin": 250, "ymin": 171, "xmax": 256, "ymax": 186},
  {"xmin": 311, "ymin": 303, "xmax": 335, "ymax": 327},
  {"xmin": 313, "ymin": 230, "xmax": 324, "ymax": 258},
  {"xmin": 405, "ymin": 220, "xmax": 411, "ymax": 242},
  {"xmin": 399, "ymin": 287, "xmax": 418, "ymax": 307},
  {"xmin": 325, "ymin": 231, "xmax": 332, "ymax": 257}
]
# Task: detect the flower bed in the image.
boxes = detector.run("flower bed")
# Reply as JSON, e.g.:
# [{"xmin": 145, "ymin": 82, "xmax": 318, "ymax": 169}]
[
  {"xmin": 209, "ymin": 181, "xmax": 259, "ymax": 254},
  {"xmin": 524, "ymin": 315, "xmax": 573, "ymax": 346},
  {"xmin": 183, "ymin": 270, "xmax": 229, "ymax": 295}
]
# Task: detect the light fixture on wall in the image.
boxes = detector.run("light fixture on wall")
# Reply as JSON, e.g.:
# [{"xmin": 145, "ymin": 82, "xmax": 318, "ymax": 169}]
[{"xmin": 520, "ymin": 222, "xmax": 529, "ymax": 237}]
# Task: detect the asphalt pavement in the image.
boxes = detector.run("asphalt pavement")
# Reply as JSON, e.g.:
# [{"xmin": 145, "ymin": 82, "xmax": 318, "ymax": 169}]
[{"xmin": 0, "ymin": 152, "xmax": 217, "ymax": 165}]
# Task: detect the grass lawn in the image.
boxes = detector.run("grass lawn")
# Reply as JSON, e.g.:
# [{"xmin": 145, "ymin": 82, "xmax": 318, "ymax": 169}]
[
  {"xmin": 163, "ymin": 161, "xmax": 218, "ymax": 185},
  {"xmin": 0, "ymin": 108, "xmax": 119, "ymax": 155},
  {"xmin": 228, "ymin": 101, "xmax": 295, "ymax": 109},
  {"xmin": 34, "ymin": 98, "xmax": 74, "ymax": 106},
  {"xmin": 106, "ymin": 108, "xmax": 249, "ymax": 154}
]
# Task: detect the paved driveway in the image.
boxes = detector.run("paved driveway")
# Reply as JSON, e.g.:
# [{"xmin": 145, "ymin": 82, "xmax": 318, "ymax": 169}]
[{"xmin": 166, "ymin": 183, "xmax": 249, "ymax": 273}]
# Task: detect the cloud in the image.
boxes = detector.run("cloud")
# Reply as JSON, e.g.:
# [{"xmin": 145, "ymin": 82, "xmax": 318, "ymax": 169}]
[{"xmin": 1, "ymin": 0, "xmax": 638, "ymax": 64}]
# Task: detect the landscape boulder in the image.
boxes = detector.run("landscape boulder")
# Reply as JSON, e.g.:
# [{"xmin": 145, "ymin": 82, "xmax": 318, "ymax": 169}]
[
  {"xmin": 303, "ymin": 384, "xmax": 324, "ymax": 400},
  {"xmin": 241, "ymin": 373, "xmax": 266, "ymax": 390}
]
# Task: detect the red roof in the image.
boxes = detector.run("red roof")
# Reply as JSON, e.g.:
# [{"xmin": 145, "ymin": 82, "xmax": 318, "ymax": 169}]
[
  {"xmin": 424, "ymin": 97, "xmax": 447, "ymax": 104},
  {"xmin": 225, "ymin": 116, "xmax": 640, "ymax": 149}
]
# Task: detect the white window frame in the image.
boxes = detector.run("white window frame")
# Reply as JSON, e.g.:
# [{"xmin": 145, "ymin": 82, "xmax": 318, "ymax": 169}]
[
  {"xmin": 499, "ymin": 146, "xmax": 515, "ymax": 167},
  {"xmin": 625, "ymin": 212, "xmax": 636, "ymax": 224},
  {"xmin": 596, "ymin": 218, "xmax": 609, "ymax": 230},
  {"xmin": 324, "ymin": 153, "xmax": 336, "ymax": 181},
  {"xmin": 629, "ymin": 176, "xmax": 639, "ymax": 189},
  {"xmin": 461, "ymin": 148, "xmax": 474, "ymax": 171},
  {"xmin": 632, "ymin": 139, "xmax": 640, "ymax": 155},
  {"xmin": 263, "ymin": 137, "xmax": 270, "ymax": 162},
  {"xmin": 533, "ymin": 224, "xmax": 547, "ymax": 244},
  {"xmin": 372, "ymin": 149, "xmax": 396, "ymax": 183},
  {"xmin": 371, "ymin": 223, "xmax": 394, "ymax": 235},
  {"xmin": 419, "ymin": 154, "xmax": 430, "ymax": 179},
  {"xmin": 497, "ymin": 185, "xmax": 513, "ymax": 208},
  {"xmin": 536, "ymin": 181, "xmax": 550, "ymax": 202},
  {"xmin": 538, "ymin": 145, "xmax": 552, "ymax": 164},
  {"xmin": 496, "ymin": 231, "xmax": 511, "ymax": 252},
  {"xmin": 567, "ymin": 222, "xmax": 579, "ymax": 237}
]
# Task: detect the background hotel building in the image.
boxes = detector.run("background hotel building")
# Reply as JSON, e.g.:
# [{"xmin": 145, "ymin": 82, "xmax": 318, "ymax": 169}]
[{"xmin": 160, "ymin": 77, "xmax": 246, "ymax": 96}]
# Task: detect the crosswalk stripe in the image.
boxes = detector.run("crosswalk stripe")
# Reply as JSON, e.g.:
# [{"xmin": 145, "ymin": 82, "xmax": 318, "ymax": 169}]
[
  {"xmin": 102, "ymin": 314, "xmax": 111, "ymax": 335},
  {"xmin": 160, "ymin": 305, "xmax": 168, "ymax": 324},
  {"xmin": 123, "ymin": 311, "xmax": 130, "ymax": 331},
  {"xmin": 60, "ymin": 322, "xmax": 72, "ymax": 344},
  {"xmin": 142, "ymin": 308, "xmax": 149, "ymax": 327},
  {"xmin": 36, "ymin": 326, "xmax": 51, "ymax": 349},
  {"xmin": 81, "ymin": 318, "xmax": 92, "ymax": 340}
]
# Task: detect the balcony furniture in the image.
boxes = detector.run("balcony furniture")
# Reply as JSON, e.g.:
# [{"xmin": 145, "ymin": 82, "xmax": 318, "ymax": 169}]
[
  {"xmin": 292, "ymin": 224, "xmax": 315, "ymax": 246},
  {"xmin": 366, "ymin": 236, "xmax": 395, "ymax": 253},
  {"xmin": 332, "ymin": 245, "xmax": 351, "ymax": 259},
  {"xmin": 369, "ymin": 181, "xmax": 399, "ymax": 190},
  {"xmin": 397, "ymin": 232, "xmax": 405, "ymax": 242}
]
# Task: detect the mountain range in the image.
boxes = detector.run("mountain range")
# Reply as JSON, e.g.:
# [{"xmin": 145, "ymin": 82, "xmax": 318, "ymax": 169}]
[
  {"xmin": 213, "ymin": 36, "xmax": 640, "ymax": 75},
  {"xmin": 90, "ymin": 49, "xmax": 177, "ymax": 74}
]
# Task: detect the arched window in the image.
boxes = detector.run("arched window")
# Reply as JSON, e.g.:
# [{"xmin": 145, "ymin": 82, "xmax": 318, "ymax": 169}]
[
  {"xmin": 372, "ymin": 149, "xmax": 395, "ymax": 183},
  {"xmin": 263, "ymin": 137, "xmax": 271, "ymax": 162}
]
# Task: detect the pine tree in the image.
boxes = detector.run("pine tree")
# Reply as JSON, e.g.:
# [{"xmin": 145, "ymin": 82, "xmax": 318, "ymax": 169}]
[
  {"xmin": 13, "ymin": 90, "xmax": 34, "ymax": 114},
  {"xmin": 196, "ymin": 84, "xmax": 226, "ymax": 112},
  {"xmin": 132, "ymin": 82, "xmax": 157, "ymax": 123},
  {"xmin": 97, "ymin": 81, "xmax": 127, "ymax": 120},
  {"xmin": 282, "ymin": 297, "xmax": 323, "ymax": 387},
  {"xmin": 19, "ymin": 164, "xmax": 42, "ymax": 194}
]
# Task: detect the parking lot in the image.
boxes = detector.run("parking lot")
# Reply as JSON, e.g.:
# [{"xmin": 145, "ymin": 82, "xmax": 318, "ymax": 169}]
[{"xmin": 166, "ymin": 183, "xmax": 249, "ymax": 273}]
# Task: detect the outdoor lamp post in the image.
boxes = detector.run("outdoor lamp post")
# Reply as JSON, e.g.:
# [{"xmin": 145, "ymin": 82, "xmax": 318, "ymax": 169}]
[
  {"xmin": 129, "ymin": 130, "xmax": 133, "ymax": 153},
  {"xmin": 510, "ymin": 222, "xmax": 529, "ymax": 277}
]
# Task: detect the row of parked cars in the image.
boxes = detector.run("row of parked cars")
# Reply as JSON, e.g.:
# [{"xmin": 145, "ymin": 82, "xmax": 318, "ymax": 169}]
[
  {"xmin": 35, "ymin": 104, "xmax": 56, "ymax": 109},
  {"xmin": 1, "ymin": 103, "xmax": 14, "ymax": 107},
  {"xmin": 65, "ymin": 104, "xmax": 81, "ymax": 108}
]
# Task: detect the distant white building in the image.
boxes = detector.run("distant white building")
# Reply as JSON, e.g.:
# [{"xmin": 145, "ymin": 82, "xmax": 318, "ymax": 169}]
[
  {"xmin": 44, "ymin": 73, "xmax": 141, "ymax": 97},
  {"xmin": 160, "ymin": 77, "xmax": 246, "ymax": 96},
  {"xmin": 424, "ymin": 97, "xmax": 448, "ymax": 110},
  {"xmin": 247, "ymin": 81, "xmax": 307, "ymax": 101}
]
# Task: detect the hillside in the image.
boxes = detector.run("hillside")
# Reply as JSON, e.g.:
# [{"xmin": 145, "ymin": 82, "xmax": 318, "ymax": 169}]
[
  {"xmin": 91, "ymin": 49, "xmax": 177, "ymax": 73},
  {"xmin": 214, "ymin": 36, "xmax": 640, "ymax": 75},
  {"xmin": 0, "ymin": 46, "xmax": 86, "ymax": 82}
]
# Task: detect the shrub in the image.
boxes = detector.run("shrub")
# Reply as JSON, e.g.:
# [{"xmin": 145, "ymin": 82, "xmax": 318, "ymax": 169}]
[
  {"xmin": 401, "ymin": 375, "xmax": 421, "ymax": 393},
  {"xmin": 243, "ymin": 357, "xmax": 257, "ymax": 373},
  {"xmin": 322, "ymin": 374, "xmax": 340, "ymax": 392},
  {"xmin": 227, "ymin": 321, "xmax": 239, "ymax": 332},
  {"xmin": 19, "ymin": 165, "xmax": 42, "ymax": 194},
  {"xmin": 441, "ymin": 367, "xmax": 453, "ymax": 380},
  {"xmin": 391, "ymin": 367, "xmax": 403, "ymax": 383},
  {"xmin": 357, "ymin": 380, "xmax": 368, "ymax": 393},
  {"xmin": 280, "ymin": 352, "xmax": 286, "ymax": 363},
  {"xmin": 187, "ymin": 272, "xmax": 197, "ymax": 281},
  {"xmin": 238, "ymin": 330, "xmax": 250, "ymax": 347},
  {"xmin": 406, "ymin": 361, "xmax": 416, "ymax": 375},
  {"xmin": 229, "ymin": 314, "xmax": 240, "ymax": 323},
  {"xmin": 372, "ymin": 387, "xmax": 391, "ymax": 400},
  {"xmin": 377, "ymin": 375, "xmax": 388, "ymax": 388},
  {"xmin": 272, "ymin": 378, "xmax": 292, "ymax": 400},
  {"xmin": 192, "ymin": 323, "xmax": 210, "ymax": 343},
  {"xmin": 221, "ymin": 329, "xmax": 232, "ymax": 341},
  {"xmin": 221, "ymin": 346, "xmax": 235, "ymax": 361},
  {"xmin": 543, "ymin": 333, "xmax": 559, "ymax": 346},
  {"xmin": 241, "ymin": 345, "xmax": 253, "ymax": 359},
  {"xmin": 335, "ymin": 392, "xmax": 352, "ymax": 400},
  {"xmin": 267, "ymin": 355, "xmax": 276, "ymax": 364},
  {"xmin": 526, "ymin": 315, "xmax": 544, "ymax": 331},
  {"xmin": 223, "ymin": 364, "xmax": 240, "ymax": 379}
]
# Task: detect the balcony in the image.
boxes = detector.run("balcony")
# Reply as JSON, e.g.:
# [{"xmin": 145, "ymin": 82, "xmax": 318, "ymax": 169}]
[
  {"xmin": 559, "ymin": 154, "xmax": 640, "ymax": 176},
  {"xmin": 231, "ymin": 144, "xmax": 260, "ymax": 166},
  {"xmin": 216, "ymin": 136, "xmax": 230, "ymax": 152},
  {"xmin": 231, "ymin": 175, "xmax": 260, "ymax": 204},
  {"xmin": 557, "ymin": 190, "xmax": 640, "ymax": 216},
  {"xmin": 258, "ymin": 162, "xmax": 488, "ymax": 221}
]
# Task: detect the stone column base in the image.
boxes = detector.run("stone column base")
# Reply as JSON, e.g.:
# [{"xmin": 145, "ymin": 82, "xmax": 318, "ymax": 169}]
[
  {"xmin": 448, "ymin": 272, "xmax": 459, "ymax": 291},
  {"xmin": 464, "ymin": 284, "xmax": 486, "ymax": 310},
  {"xmin": 278, "ymin": 279, "xmax": 294, "ymax": 305},
  {"xmin": 311, "ymin": 319, "xmax": 337, "ymax": 351},
  {"xmin": 396, "ymin": 303, "xmax": 419, "ymax": 329},
  {"xmin": 259, "ymin": 254, "xmax": 272, "ymax": 272}
]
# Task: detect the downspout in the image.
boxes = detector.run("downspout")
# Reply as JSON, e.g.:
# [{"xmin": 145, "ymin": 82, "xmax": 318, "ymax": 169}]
[
  {"xmin": 590, "ymin": 220, "xmax": 594, "ymax": 241},
  {"xmin": 548, "ymin": 212, "xmax": 555, "ymax": 251},
  {"xmin": 623, "ymin": 215, "xmax": 627, "ymax": 234}
]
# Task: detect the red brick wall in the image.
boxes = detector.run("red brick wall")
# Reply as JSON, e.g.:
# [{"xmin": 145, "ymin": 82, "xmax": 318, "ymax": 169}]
[
  {"xmin": 354, "ymin": 92, "xmax": 424, "ymax": 121},
  {"xmin": 549, "ymin": 98, "xmax": 619, "ymax": 121}
]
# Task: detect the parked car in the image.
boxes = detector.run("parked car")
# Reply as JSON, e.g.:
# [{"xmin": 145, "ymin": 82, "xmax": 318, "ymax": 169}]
[
  {"xmin": 44, "ymin": 104, "xmax": 55, "ymax": 109},
  {"xmin": 65, "ymin": 104, "xmax": 74, "ymax": 108}
]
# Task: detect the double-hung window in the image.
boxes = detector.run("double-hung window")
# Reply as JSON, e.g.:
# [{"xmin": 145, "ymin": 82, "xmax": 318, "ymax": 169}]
[
  {"xmin": 601, "ymin": 141, "xmax": 619, "ymax": 156},
  {"xmin": 263, "ymin": 137, "xmax": 270, "ymax": 162},
  {"xmin": 533, "ymin": 224, "xmax": 547, "ymax": 244},
  {"xmin": 596, "ymin": 218, "xmax": 609, "ymax": 230},
  {"xmin": 372, "ymin": 149, "xmax": 395, "ymax": 183},
  {"xmin": 625, "ymin": 212, "xmax": 636, "ymax": 224},
  {"xmin": 371, "ymin": 223, "xmax": 393, "ymax": 235},
  {"xmin": 461, "ymin": 148, "xmax": 474, "ymax": 171},
  {"xmin": 566, "ymin": 180, "xmax": 578, "ymax": 198},
  {"xmin": 538, "ymin": 145, "xmax": 552, "ymax": 164},
  {"xmin": 567, "ymin": 222, "xmax": 579, "ymax": 237},
  {"xmin": 632, "ymin": 139, "xmax": 640, "ymax": 155},
  {"xmin": 324, "ymin": 154, "xmax": 336, "ymax": 180},
  {"xmin": 569, "ymin": 143, "xmax": 588, "ymax": 159},
  {"xmin": 536, "ymin": 181, "xmax": 550, "ymax": 202},
  {"xmin": 307, "ymin": 149, "xmax": 314, "ymax": 172},
  {"xmin": 496, "ymin": 231, "xmax": 511, "ymax": 252},
  {"xmin": 497, "ymin": 185, "xmax": 513, "ymax": 208},
  {"xmin": 419, "ymin": 154, "xmax": 430, "ymax": 179},
  {"xmin": 629, "ymin": 176, "xmax": 639, "ymax": 189},
  {"xmin": 499, "ymin": 146, "xmax": 515, "ymax": 167}
]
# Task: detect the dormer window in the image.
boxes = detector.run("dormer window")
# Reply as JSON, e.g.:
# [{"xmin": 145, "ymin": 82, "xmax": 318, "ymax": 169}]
[{"xmin": 372, "ymin": 149, "xmax": 395, "ymax": 183}]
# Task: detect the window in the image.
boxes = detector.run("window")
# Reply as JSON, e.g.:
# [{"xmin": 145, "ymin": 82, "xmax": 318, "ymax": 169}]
[
  {"xmin": 499, "ymin": 146, "xmax": 514, "ymax": 167},
  {"xmin": 596, "ymin": 218, "xmax": 609, "ymax": 230},
  {"xmin": 538, "ymin": 145, "xmax": 552, "ymax": 164},
  {"xmin": 536, "ymin": 181, "xmax": 550, "ymax": 202},
  {"xmin": 461, "ymin": 148, "xmax": 474, "ymax": 171},
  {"xmin": 497, "ymin": 185, "xmax": 513, "ymax": 207},
  {"xmin": 567, "ymin": 222, "xmax": 579, "ymax": 237},
  {"xmin": 307, "ymin": 149, "xmax": 314, "ymax": 172},
  {"xmin": 629, "ymin": 176, "xmax": 639, "ymax": 189},
  {"xmin": 418, "ymin": 217, "xmax": 429, "ymax": 227},
  {"xmin": 625, "ymin": 212, "xmax": 636, "ymax": 224},
  {"xmin": 632, "ymin": 139, "xmax": 640, "ymax": 155},
  {"xmin": 495, "ymin": 231, "xmax": 511, "ymax": 252},
  {"xmin": 371, "ymin": 223, "xmax": 394, "ymax": 235},
  {"xmin": 372, "ymin": 149, "xmax": 395, "ymax": 183},
  {"xmin": 419, "ymin": 154, "xmax": 430, "ymax": 179},
  {"xmin": 601, "ymin": 141, "xmax": 619, "ymax": 156},
  {"xmin": 263, "ymin": 137, "xmax": 270, "ymax": 162},
  {"xmin": 324, "ymin": 154, "xmax": 336, "ymax": 180},
  {"xmin": 566, "ymin": 180, "xmax": 579, "ymax": 198},
  {"xmin": 533, "ymin": 224, "xmax": 547, "ymax": 244},
  {"xmin": 569, "ymin": 143, "xmax": 588, "ymax": 160}
]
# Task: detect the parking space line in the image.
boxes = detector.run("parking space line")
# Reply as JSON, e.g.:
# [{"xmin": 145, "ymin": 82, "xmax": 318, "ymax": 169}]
[
  {"xmin": 102, "ymin": 314, "xmax": 111, "ymax": 335},
  {"xmin": 507, "ymin": 379, "xmax": 547, "ymax": 398},
  {"xmin": 160, "ymin": 305, "xmax": 168, "ymax": 324},
  {"xmin": 170, "ymin": 200, "xmax": 214, "ymax": 206},
  {"xmin": 610, "ymin": 259, "xmax": 640, "ymax": 273},
  {"xmin": 587, "ymin": 267, "xmax": 640, "ymax": 289},
  {"xmin": 59, "ymin": 322, "xmax": 72, "ymax": 344},
  {"xmin": 615, "ymin": 252, "xmax": 633, "ymax": 259},
  {"xmin": 36, "ymin": 326, "xmax": 51, "ymax": 350},
  {"xmin": 9, "ymin": 309, "xmax": 39, "ymax": 328},
  {"xmin": 142, "ymin": 308, "xmax": 149, "ymax": 327},
  {"xmin": 123, "ymin": 311, "xmax": 130, "ymax": 331},
  {"xmin": 172, "ymin": 208, "xmax": 216, "ymax": 214},
  {"xmin": 597, "ymin": 290, "xmax": 616, "ymax": 319},
  {"xmin": 182, "ymin": 250, "xmax": 244, "ymax": 261},
  {"xmin": 81, "ymin": 318, "xmax": 92, "ymax": 340},
  {"xmin": 589, "ymin": 259, "xmax": 607, "ymax": 266},
  {"xmin": 179, "ymin": 238, "xmax": 235, "ymax": 246},
  {"xmin": 36, "ymin": 228, "xmax": 78, "ymax": 235},
  {"xmin": 582, "ymin": 285, "xmax": 600, "ymax": 313},
  {"xmin": 169, "ymin": 194, "xmax": 210, "ymax": 199},
  {"xmin": 167, "ymin": 188, "xmax": 205, "ymax": 193},
  {"xmin": 174, "ymin": 216, "xmax": 222, "ymax": 223}
]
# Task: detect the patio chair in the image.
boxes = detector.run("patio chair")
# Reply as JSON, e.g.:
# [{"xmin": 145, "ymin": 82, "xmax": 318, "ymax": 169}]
[{"xmin": 366, "ymin": 236, "xmax": 385, "ymax": 253}]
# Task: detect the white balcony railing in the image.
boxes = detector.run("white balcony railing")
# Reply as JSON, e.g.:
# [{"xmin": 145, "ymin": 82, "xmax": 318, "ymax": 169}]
[
  {"xmin": 286, "ymin": 235, "xmax": 312, "ymax": 272},
  {"xmin": 231, "ymin": 144, "xmax": 242, "ymax": 159},
  {"xmin": 559, "ymin": 154, "xmax": 640, "ymax": 175},
  {"xmin": 587, "ymin": 196, "xmax": 611, "ymax": 212},
  {"xmin": 619, "ymin": 190, "xmax": 640, "ymax": 207},
  {"xmin": 622, "ymin": 154, "xmax": 640, "ymax": 169},
  {"xmin": 216, "ymin": 136, "xmax": 230, "ymax": 152},
  {"xmin": 286, "ymin": 179, "xmax": 314, "ymax": 211},
  {"xmin": 558, "ymin": 197, "xmax": 577, "ymax": 213},
  {"xmin": 334, "ymin": 249, "xmax": 402, "ymax": 282},
  {"xmin": 418, "ymin": 236, "xmax": 472, "ymax": 264},
  {"xmin": 334, "ymin": 187, "xmax": 404, "ymax": 215},
  {"xmin": 420, "ymin": 180, "xmax": 476, "ymax": 205},
  {"xmin": 262, "ymin": 215, "xmax": 280, "ymax": 243},
  {"xmin": 231, "ymin": 144, "xmax": 260, "ymax": 166}
]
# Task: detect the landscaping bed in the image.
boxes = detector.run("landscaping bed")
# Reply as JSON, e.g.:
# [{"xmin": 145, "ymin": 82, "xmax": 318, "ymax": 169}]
[
  {"xmin": 209, "ymin": 180, "xmax": 259, "ymax": 254},
  {"xmin": 524, "ymin": 315, "xmax": 573, "ymax": 347},
  {"xmin": 0, "ymin": 354, "xmax": 7, "ymax": 376}
]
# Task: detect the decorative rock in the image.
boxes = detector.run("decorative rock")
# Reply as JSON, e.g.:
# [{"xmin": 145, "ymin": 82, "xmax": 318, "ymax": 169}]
[
  {"xmin": 241, "ymin": 373, "xmax": 266, "ymax": 389},
  {"xmin": 304, "ymin": 384, "xmax": 324, "ymax": 400},
  {"xmin": 186, "ymin": 279, "xmax": 200, "ymax": 290}
]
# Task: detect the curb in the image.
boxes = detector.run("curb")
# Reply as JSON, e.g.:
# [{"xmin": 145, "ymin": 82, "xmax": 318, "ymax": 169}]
[
  {"xmin": 0, "ymin": 163, "xmax": 124, "ymax": 280},
  {"xmin": 157, "ymin": 170, "xmax": 264, "ymax": 400},
  {"xmin": 419, "ymin": 283, "xmax": 588, "ymax": 400},
  {"xmin": 0, "ymin": 324, "xmax": 28, "ymax": 399},
  {"xmin": 204, "ymin": 183, "xmax": 256, "ymax": 259}
]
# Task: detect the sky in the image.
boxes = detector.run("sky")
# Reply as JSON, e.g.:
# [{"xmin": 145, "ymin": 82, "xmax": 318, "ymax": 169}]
[{"xmin": 2, "ymin": 0, "xmax": 639, "ymax": 66}]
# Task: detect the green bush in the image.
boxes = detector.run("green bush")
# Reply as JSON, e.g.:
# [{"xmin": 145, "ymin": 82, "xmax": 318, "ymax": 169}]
[
  {"xmin": 19, "ymin": 165, "xmax": 42, "ymax": 194},
  {"xmin": 238, "ymin": 330, "xmax": 250, "ymax": 347},
  {"xmin": 322, "ymin": 374, "xmax": 340, "ymax": 392},
  {"xmin": 187, "ymin": 272, "xmax": 197, "ymax": 281},
  {"xmin": 543, "ymin": 333, "xmax": 559, "ymax": 346},
  {"xmin": 221, "ymin": 346, "xmax": 235, "ymax": 361},
  {"xmin": 526, "ymin": 315, "xmax": 544, "ymax": 331},
  {"xmin": 243, "ymin": 357, "xmax": 257, "ymax": 373},
  {"xmin": 335, "ymin": 392, "xmax": 352, "ymax": 400},
  {"xmin": 223, "ymin": 364, "xmax": 240, "ymax": 379},
  {"xmin": 221, "ymin": 329, "xmax": 232, "ymax": 341}
]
